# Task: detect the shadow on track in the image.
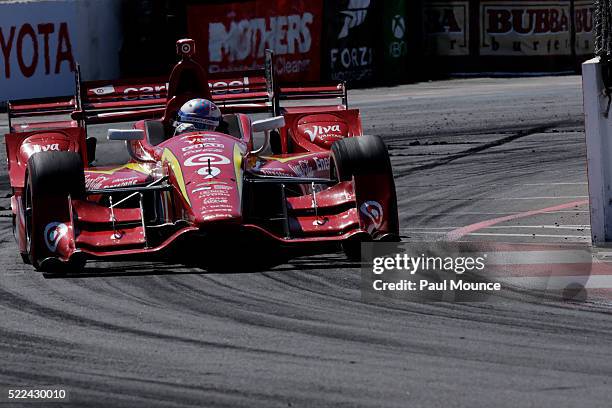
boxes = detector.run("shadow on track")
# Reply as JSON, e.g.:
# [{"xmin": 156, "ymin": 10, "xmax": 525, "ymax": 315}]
[
  {"xmin": 42, "ymin": 262, "xmax": 206, "ymax": 279},
  {"xmin": 42, "ymin": 252, "xmax": 359, "ymax": 279}
]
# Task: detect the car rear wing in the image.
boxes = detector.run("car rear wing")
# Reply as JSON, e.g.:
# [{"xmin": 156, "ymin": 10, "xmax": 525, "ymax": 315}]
[
  {"xmin": 264, "ymin": 50, "xmax": 348, "ymax": 116},
  {"xmin": 7, "ymin": 69, "xmax": 273, "ymax": 128},
  {"xmin": 6, "ymin": 63, "xmax": 82, "ymax": 132},
  {"xmin": 80, "ymin": 71, "xmax": 279, "ymax": 123},
  {"xmin": 7, "ymin": 49, "xmax": 349, "ymax": 129},
  {"xmin": 7, "ymin": 96, "xmax": 78, "ymax": 133}
]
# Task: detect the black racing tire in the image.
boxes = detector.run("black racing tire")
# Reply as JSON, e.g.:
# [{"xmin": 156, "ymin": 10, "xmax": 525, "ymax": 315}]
[
  {"xmin": 21, "ymin": 253, "xmax": 31, "ymax": 265},
  {"xmin": 331, "ymin": 135, "xmax": 398, "ymax": 260},
  {"xmin": 24, "ymin": 151, "xmax": 85, "ymax": 273},
  {"xmin": 331, "ymin": 135, "xmax": 393, "ymax": 182},
  {"xmin": 341, "ymin": 240, "xmax": 364, "ymax": 263},
  {"xmin": 27, "ymin": 151, "xmax": 85, "ymax": 198}
]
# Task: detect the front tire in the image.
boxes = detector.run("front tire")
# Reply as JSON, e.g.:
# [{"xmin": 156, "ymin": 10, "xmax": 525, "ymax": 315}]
[
  {"xmin": 331, "ymin": 135, "xmax": 393, "ymax": 182},
  {"xmin": 24, "ymin": 151, "xmax": 85, "ymax": 273},
  {"xmin": 331, "ymin": 136, "xmax": 398, "ymax": 260}
]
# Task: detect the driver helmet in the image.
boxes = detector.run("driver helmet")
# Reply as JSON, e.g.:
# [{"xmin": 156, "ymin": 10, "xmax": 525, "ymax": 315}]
[{"xmin": 176, "ymin": 98, "xmax": 221, "ymax": 131}]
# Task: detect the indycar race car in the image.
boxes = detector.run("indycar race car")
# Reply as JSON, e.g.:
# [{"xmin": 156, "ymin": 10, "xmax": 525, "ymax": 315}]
[{"xmin": 5, "ymin": 39, "xmax": 398, "ymax": 273}]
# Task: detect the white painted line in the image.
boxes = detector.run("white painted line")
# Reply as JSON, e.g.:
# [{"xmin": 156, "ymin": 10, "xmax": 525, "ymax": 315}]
[
  {"xmin": 403, "ymin": 225, "xmax": 590, "ymax": 231},
  {"xmin": 402, "ymin": 182, "xmax": 586, "ymax": 187},
  {"xmin": 485, "ymin": 251, "xmax": 592, "ymax": 265},
  {"xmin": 464, "ymin": 233, "xmax": 589, "ymax": 239},
  {"xmin": 498, "ymin": 275, "xmax": 612, "ymax": 289},
  {"xmin": 409, "ymin": 197, "xmax": 589, "ymax": 201},
  {"xmin": 408, "ymin": 211, "xmax": 589, "ymax": 216},
  {"xmin": 401, "ymin": 231, "xmax": 589, "ymax": 239},
  {"xmin": 523, "ymin": 182, "xmax": 588, "ymax": 186},
  {"xmin": 494, "ymin": 196, "xmax": 589, "ymax": 200},
  {"xmin": 481, "ymin": 226, "xmax": 590, "ymax": 230}
]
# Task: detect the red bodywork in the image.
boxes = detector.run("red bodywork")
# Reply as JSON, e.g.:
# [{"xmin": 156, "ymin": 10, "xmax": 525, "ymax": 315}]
[{"xmin": 5, "ymin": 41, "xmax": 398, "ymax": 269}]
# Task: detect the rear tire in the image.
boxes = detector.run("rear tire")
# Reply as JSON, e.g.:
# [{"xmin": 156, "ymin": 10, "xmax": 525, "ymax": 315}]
[{"xmin": 24, "ymin": 151, "xmax": 85, "ymax": 273}]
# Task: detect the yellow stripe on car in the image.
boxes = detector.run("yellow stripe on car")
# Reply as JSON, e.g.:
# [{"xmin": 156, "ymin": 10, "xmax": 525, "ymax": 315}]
[
  {"xmin": 85, "ymin": 163, "xmax": 152, "ymax": 175},
  {"xmin": 259, "ymin": 153, "xmax": 315, "ymax": 163},
  {"xmin": 234, "ymin": 144, "xmax": 243, "ymax": 200},
  {"xmin": 161, "ymin": 148, "xmax": 191, "ymax": 206}
]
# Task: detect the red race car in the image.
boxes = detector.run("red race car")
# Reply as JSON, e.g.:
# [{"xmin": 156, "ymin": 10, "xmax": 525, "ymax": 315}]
[{"xmin": 5, "ymin": 39, "xmax": 398, "ymax": 273}]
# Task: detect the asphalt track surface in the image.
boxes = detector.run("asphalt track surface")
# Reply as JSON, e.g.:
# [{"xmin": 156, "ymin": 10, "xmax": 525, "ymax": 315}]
[{"xmin": 2, "ymin": 76, "xmax": 612, "ymax": 407}]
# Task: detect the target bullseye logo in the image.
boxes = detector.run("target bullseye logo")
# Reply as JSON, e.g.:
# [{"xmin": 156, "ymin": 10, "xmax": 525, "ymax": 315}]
[
  {"xmin": 184, "ymin": 153, "xmax": 230, "ymax": 179},
  {"xmin": 177, "ymin": 39, "xmax": 196, "ymax": 57}
]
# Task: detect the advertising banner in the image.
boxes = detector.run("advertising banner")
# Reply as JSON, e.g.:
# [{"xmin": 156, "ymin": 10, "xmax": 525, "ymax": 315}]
[
  {"xmin": 575, "ymin": 0, "xmax": 594, "ymax": 55},
  {"xmin": 0, "ymin": 1, "xmax": 78, "ymax": 101},
  {"xmin": 187, "ymin": 0, "xmax": 323, "ymax": 82},
  {"xmin": 323, "ymin": 0, "xmax": 379, "ymax": 83},
  {"xmin": 423, "ymin": 1, "xmax": 470, "ymax": 56},
  {"xmin": 480, "ymin": 0, "xmax": 575, "ymax": 56},
  {"xmin": 382, "ymin": 0, "xmax": 409, "ymax": 79}
]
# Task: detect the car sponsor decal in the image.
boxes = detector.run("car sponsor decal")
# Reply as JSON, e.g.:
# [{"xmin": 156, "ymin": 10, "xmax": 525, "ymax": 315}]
[
  {"xmin": 122, "ymin": 85, "xmax": 167, "ymax": 101},
  {"xmin": 184, "ymin": 153, "xmax": 230, "ymax": 178},
  {"xmin": 191, "ymin": 181, "xmax": 234, "ymax": 196},
  {"xmin": 360, "ymin": 200, "xmax": 383, "ymax": 230},
  {"xmin": 303, "ymin": 124, "xmax": 344, "ymax": 142},
  {"xmin": 289, "ymin": 160, "xmax": 315, "ymax": 178},
  {"xmin": 84, "ymin": 174, "xmax": 143, "ymax": 190},
  {"xmin": 192, "ymin": 185, "xmax": 213, "ymax": 194},
  {"xmin": 210, "ymin": 78, "xmax": 251, "ymax": 95},
  {"xmin": 313, "ymin": 156, "xmax": 330, "ymax": 171},
  {"xmin": 29, "ymin": 143, "xmax": 60, "ymax": 153},
  {"xmin": 91, "ymin": 85, "xmax": 116, "ymax": 95},
  {"xmin": 44, "ymin": 222, "xmax": 68, "ymax": 253}
]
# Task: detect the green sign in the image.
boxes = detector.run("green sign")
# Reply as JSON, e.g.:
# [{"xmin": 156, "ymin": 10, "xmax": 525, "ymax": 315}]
[{"xmin": 382, "ymin": 0, "xmax": 408, "ymax": 81}]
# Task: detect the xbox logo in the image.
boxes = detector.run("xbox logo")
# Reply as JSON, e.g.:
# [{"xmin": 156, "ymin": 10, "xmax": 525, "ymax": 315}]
[{"xmin": 391, "ymin": 15, "xmax": 405, "ymax": 39}]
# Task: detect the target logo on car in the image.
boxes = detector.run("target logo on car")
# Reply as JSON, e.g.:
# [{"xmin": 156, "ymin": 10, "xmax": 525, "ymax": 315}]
[
  {"xmin": 177, "ymin": 39, "xmax": 195, "ymax": 57},
  {"xmin": 184, "ymin": 153, "xmax": 230, "ymax": 178}
]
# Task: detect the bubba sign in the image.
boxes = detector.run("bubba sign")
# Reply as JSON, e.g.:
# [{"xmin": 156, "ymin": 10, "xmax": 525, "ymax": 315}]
[
  {"xmin": 0, "ymin": 1, "xmax": 78, "ymax": 100},
  {"xmin": 481, "ymin": 1, "xmax": 594, "ymax": 56},
  {"xmin": 187, "ymin": 0, "xmax": 323, "ymax": 81},
  {"xmin": 575, "ymin": 0, "xmax": 595, "ymax": 55}
]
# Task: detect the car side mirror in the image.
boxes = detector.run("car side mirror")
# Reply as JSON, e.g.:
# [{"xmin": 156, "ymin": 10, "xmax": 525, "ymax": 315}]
[
  {"xmin": 252, "ymin": 116, "xmax": 285, "ymax": 133},
  {"xmin": 251, "ymin": 116, "xmax": 285, "ymax": 154},
  {"xmin": 107, "ymin": 129, "xmax": 145, "ymax": 141}
]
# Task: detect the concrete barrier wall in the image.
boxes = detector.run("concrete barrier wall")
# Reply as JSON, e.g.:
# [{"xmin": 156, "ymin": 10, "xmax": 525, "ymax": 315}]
[{"xmin": 0, "ymin": 0, "xmax": 122, "ymax": 101}]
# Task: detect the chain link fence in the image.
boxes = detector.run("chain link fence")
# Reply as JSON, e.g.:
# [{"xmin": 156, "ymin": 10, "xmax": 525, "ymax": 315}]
[{"xmin": 596, "ymin": 0, "xmax": 612, "ymax": 59}]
